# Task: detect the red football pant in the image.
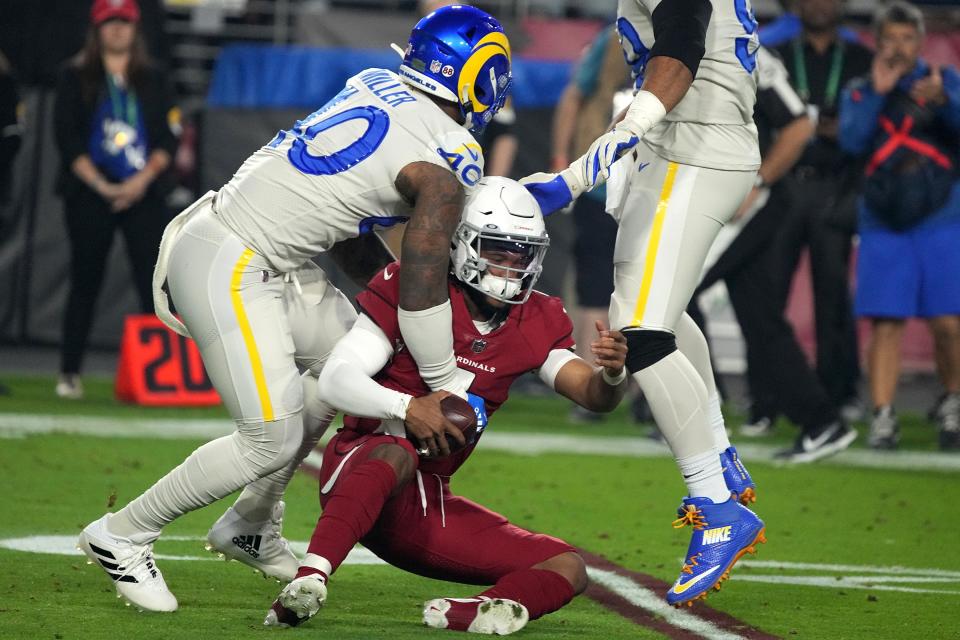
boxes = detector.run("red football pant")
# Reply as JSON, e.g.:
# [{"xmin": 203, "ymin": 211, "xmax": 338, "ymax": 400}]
[{"xmin": 312, "ymin": 431, "xmax": 574, "ymax": 593}]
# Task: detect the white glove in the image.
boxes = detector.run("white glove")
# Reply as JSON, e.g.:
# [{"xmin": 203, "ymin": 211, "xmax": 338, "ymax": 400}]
[{"xmin": 569, "ymin": 128, "xmax": 641, "ymax": 189}]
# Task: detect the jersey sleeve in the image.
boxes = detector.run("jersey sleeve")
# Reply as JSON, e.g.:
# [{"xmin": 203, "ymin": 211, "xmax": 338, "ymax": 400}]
[
  {"xmin": 430, "ymin": 128, "xmax": 486, "ymax": 188},
  {"xmin": 537, "ymin": 293, "xmax": 577, "ymax": 354},
  {"xmin": 355, "ymin": 262, "xmax": 402, "ymax": 340},
  {"xmin": 755, "ymin": 47, "xmax": 806, "ymax": 130}
]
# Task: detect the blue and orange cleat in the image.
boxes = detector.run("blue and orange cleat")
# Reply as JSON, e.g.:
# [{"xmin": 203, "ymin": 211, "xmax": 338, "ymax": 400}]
[
  {"xmin": 720, "ymin": 446, "xmax": 756, "ymax": 505},
  {"xmin": 666, "ymin": 496, "xmax": 766, "ymax": 607}
]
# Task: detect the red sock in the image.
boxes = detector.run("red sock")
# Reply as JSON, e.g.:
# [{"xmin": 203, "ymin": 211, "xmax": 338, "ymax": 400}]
[
  {"xmin": 480, "ymin": 569, "xmax": 575, "ymax": 620},
  {"xmin": 296, "ymin": 458, "xmax": 397, "ymax": 580}
]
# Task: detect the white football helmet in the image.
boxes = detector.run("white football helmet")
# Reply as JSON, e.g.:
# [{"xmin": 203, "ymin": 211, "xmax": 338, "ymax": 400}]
[{"xmin": 451, "ymin": 176, "xmax": 549, "ymax": 305}]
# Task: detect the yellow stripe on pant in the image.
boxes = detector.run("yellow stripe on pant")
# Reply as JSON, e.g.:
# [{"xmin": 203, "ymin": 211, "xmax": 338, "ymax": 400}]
[
  {"xmin": 631, "ymin": 161, "xmax": 679, "ymax": 326},
  {"xmin": 230, "ymin": 249, "xmax": 274, "ymax": 421}
]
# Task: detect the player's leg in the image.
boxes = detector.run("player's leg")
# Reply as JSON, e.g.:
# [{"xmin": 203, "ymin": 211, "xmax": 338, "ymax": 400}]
[
  {"xmin": 209, "ymin": 266, "xmax": 358, "ymax": 578},
  {"xmin": 409, "ymin": 496, "xmax": 582, "ymax": 634},
  {"xmin": 79, "ymin": 210, "xmax": 305, "ymax": 610},
  {"xmin": 675, "ymin": 312, "xmax": 755, "ymax": 504},
  {"xmin": 265, "ymin": 432, "xmax": 419, "ymax": 627},
  {"xmin": 608, "ymin": 149, "xmax": 764, "ymax": 605}
]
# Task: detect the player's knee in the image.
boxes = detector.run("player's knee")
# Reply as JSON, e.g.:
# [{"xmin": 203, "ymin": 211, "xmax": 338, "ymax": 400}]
[
  {"xmin": 235, "ymin": 413, "xmax": 305, "ymax": 477},
  {"xmin": 534, "ymin": 552, "xmax": 588, "ymax": 595},
  {"xmin": 622, "ymin": 328, "xmax": 677, "ymax": 372},
  {"xmin": 369, "ymin": 442, "xmax": 418, "ymax": 490}
]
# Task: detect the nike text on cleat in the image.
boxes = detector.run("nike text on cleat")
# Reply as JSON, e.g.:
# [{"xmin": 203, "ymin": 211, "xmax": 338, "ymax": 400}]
[
  {"xmin": 78, "ymin": 514, "xmax": 177, "ymax": 612},
  {"xmin": 206, "ymin": 501, "xmax": 298, "ymax": 582},
  {"xmin": 264, "ymin": 574, "xmax": 327, "ymax": 628},
  {"xmin": 774, "ymin": 421, "xmax": 857, "ymax": 463},
  {"xmin": 719, "ymin": 446, "xmax": 757, "ymax": 505},
  {"xmin": 666, "ymin": 496, "xmax": 766, "ymax": 606},
  {"xmin": 423, "ymin": 597, "xmax": 529, "ymax": 635}
]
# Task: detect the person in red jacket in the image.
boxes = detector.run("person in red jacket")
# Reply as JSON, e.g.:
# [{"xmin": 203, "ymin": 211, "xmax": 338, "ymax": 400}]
[{"xmin": 265, "ymin": 177, "xmax": 629, "ymax": 634}]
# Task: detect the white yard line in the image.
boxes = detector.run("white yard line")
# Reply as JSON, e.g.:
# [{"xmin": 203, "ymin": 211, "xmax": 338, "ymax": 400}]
[
  {"xmin": 738, "ymin": 559, "xmax": 960, "ymax": 579},
  {"xmin": 3, "ymin": 412, "xmax": 959, "ymax": 472},
  {"xmin": 586, "ymin": 567, "xmax": 748, "ymax": 640}
]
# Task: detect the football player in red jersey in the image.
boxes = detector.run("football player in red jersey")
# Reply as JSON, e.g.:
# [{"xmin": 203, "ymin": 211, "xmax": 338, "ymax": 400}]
[{"xmin": 263, "ymin": 177, "xmax": 628, "ymax": 634}]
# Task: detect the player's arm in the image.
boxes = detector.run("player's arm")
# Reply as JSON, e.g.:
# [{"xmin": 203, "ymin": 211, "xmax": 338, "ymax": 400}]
[
  {"xmin": 542, "ymin": 322, "xmax": 629, "ymax": 413},
  {"xmin": 317, "ymin": 314, "xmax": 465, "ymax": 457},
  {"xmin": 524, "ymin": 0, "xmax": 712, "ymax": 210},
  {"xmin": 327, "ymin": 233, "xmax": 396, "ymax": 289},
  {"xmin": 394, "ymin": 161, "xmax": 465, "ymax": 394}
]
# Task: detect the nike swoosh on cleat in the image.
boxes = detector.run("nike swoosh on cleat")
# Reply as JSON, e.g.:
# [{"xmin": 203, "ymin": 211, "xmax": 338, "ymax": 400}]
[
  {"xmin": 802, "ymin": 427, "xmax": 835, "ymax": 451},
  {"xmin": 670, "ymin": 565, "xmax": 721, "ymax": 595}
]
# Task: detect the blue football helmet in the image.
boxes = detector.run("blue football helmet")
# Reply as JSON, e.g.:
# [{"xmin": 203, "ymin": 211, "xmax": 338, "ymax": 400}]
[{"xmin": 397, "ymin": 5, "xmax": 512, "ymax": 135}]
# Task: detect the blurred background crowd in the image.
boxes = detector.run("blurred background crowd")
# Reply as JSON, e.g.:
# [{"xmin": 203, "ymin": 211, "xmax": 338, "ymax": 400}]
[{"xmin": 1, "ymin": 0, "xmax": 959, "ymax": 453}]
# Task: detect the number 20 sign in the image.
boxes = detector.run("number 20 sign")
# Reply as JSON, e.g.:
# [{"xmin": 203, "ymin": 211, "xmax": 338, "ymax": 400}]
[{"xmin": 115, "ymin": 315, "xmax": 221, "ymax": 407}]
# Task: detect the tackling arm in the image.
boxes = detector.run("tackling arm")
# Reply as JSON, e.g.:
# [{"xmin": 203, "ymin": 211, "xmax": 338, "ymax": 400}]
[
  {"xmin": 394, "ymin": 162, "xmax": 465, "ymax": 393},
  {"xmin": 546, "ymin": 323, "xmax": 629, "ymax": 414}
]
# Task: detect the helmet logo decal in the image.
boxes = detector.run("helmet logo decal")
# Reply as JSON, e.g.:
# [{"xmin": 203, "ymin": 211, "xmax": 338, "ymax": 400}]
[{"xmin": 459, "ymin": 31, "xmax": 512, "ymax": 115}]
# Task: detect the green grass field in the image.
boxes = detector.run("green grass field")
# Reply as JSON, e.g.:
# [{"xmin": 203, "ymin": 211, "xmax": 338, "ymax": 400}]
[{"xmin": 2, "ymin": 375, "xmax": 959, "ymax": 639}]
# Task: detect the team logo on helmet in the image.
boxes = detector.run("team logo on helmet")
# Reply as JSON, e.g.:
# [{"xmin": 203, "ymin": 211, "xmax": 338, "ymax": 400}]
[{"xmin": 458, "ymin": 32, "xmax": 512, "ymax": 118}]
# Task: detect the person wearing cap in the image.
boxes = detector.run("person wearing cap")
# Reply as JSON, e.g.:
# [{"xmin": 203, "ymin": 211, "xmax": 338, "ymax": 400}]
[{"xmin": 52, "ymin": 0, "xmax": 177, "ymax": 400}]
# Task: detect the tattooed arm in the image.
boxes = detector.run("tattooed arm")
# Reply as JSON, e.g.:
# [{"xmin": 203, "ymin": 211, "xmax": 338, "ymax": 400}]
[{"xmin": 394, "ymin": 161, "xmax": 467, "ymax": 393}]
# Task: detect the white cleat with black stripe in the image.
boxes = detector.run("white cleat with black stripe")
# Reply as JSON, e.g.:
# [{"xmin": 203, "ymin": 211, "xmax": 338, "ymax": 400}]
[
  {"xmin": 78, "ymin": 514, "xmax": 178, "ymax": 612},
  {"xmin": 205, "ymin": 501, "xmax": 298, "ymax": 582}
]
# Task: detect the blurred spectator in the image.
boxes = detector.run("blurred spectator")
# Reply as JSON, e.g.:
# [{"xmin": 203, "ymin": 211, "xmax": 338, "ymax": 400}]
[
  {"xmin": 839, "ymin": 2, "xmax": 960, "ymax": 451},
  {"xmin": 549, "ymin": 25, "xmax": 630, "ymax": 422},
  {"xmin": 690, "ymin": 48, "xmax": 857, "ymax": 462},
  {"xmin": 771, "ymin": 0, "xmax": 873, "ymax": 422},
  {"xmin": 0, "ymin": 52, "xmax": 21, "ymax": 209},
  {"xmin": 52, "ymin": 0, "xmax": 177, "ymax": 399}
]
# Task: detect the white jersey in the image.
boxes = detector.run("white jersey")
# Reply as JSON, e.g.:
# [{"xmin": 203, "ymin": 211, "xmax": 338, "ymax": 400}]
[
  {"xmin": 214, "ymin": 68, "xmax": 484, "ymax": 273},
  {"xmin": 618, "ymin": 0, "xmax": 761, "ymax": 170}
]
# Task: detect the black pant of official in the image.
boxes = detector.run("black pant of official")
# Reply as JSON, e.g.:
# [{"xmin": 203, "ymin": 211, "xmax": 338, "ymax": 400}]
[
  {"xmin": 60, "ymin": 185, "xmax": 169, "ymax": 375},
  {"xmin": 773, "ymin": 172, "xmax": 860, "ymax": 406},
  {"xmin": 693, "ymin": 181, "xmax": 840, "ymax": 434}
]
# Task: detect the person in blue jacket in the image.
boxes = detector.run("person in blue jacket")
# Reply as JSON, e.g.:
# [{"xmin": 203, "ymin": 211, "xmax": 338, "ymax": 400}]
[{"xmin": 838, "ymin": 1, "xmax": 960, "ymax": 452}]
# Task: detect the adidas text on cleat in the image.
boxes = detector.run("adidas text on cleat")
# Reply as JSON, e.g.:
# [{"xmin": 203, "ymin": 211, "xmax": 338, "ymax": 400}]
[
  {"xmin": 78, "ymin": 514, "xmax": 177, "ymax": 612},
  {"xmin": 423, "ymin": 597, "xmax": 529, "ymax": 635},
  {"xmin": 719, "ymin": 446, "xmax": 757, "ymax": 505},
  {"xmin": 207, "ymin": 501, "xmax": 298, "ymax": 582},
  {"xmin": 264, "ymin": 574, "xmax": 327, "ymax": 628},
  {"xmin": 666, "ymin": 496, "xmax": 766, "ymax": 607}
]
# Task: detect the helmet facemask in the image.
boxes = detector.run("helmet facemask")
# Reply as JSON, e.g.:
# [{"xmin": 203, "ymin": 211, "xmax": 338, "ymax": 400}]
[{"xmin": 452, "ymin": 224, "xmax": 549, "ymax": 307}]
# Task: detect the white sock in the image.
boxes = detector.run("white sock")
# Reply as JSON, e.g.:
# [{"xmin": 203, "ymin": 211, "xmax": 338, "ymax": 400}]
[
  {"xmin": 708, "ymin": 391, "xmax": 731, "ymax": 451},
  {"xmin": 676, "ymin": 450, "xmax": 730, "ymax": 504},
  {"xmin": 632, "ymin": 352, "xmax": 728, "ymax": 503}
]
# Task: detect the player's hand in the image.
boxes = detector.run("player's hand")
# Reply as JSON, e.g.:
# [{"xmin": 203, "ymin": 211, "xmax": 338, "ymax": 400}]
[
  {"xmin": 911, "ymin": 65, "xmax": 946, "ymax": 106},
  {"xmin": 872, "ymin": 47, "xmax": 909, "ymax": 95},
  {"xmin": 111, "ymin": 172, "xmax": 151, "ymax": 212},
  {"xmin": 404, "ymin": 390, "xmax": 466, "ymax": 458},
  {"xmin": 570, "ymin": 127, "xmax": 639, "ymax": 189},
  {"xmin": 591, "ymin": 320, "xmax": 627, "ymax": 377}
]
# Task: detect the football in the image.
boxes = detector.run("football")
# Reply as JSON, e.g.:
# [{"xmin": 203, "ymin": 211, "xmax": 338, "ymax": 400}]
[{"xmin": 410, "ymin": 395, "xmax": 479, "ymax": 457}]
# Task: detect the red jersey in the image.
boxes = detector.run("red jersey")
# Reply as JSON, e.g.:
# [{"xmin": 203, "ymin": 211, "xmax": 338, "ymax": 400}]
[{"xmin": 346, "ymin": 261, "xmax": 575, "ymax": 475}]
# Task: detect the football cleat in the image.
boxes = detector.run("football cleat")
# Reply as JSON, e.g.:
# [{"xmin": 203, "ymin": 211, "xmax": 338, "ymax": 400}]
[
  {"xmin": 78, "ymin": 514, "xmax": 177, "ymax": 612},
  {"xmin": 263, "ymin": 574, "xmax": 327, "ymax": 628},
  {"xmin": 775, "ymin": 421, "xmax": 857, "ymax": 463},
  {"xmin": 206, "ymin": 501, "xmax": 297, "ymax": 582},
  {"xmin": 720, "ymin": 446, "xmax": 757, "ymax": 504},
  {"xmin": 666, "ymin": 496, "xmax": 765, "ymax": 607},
  {"xmin": 423, "ymin": 597, "xmax": 529, "ymax": 635}
]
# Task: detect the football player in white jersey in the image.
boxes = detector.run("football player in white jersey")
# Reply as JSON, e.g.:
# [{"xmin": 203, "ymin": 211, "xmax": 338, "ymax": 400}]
[
  {"xmin": 522, "ymin": 0, "xmax": 766, "ymax": 606},
  {"xmin": 77, "ymin": 5, "xmax": 513, "ymax": 613}
]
